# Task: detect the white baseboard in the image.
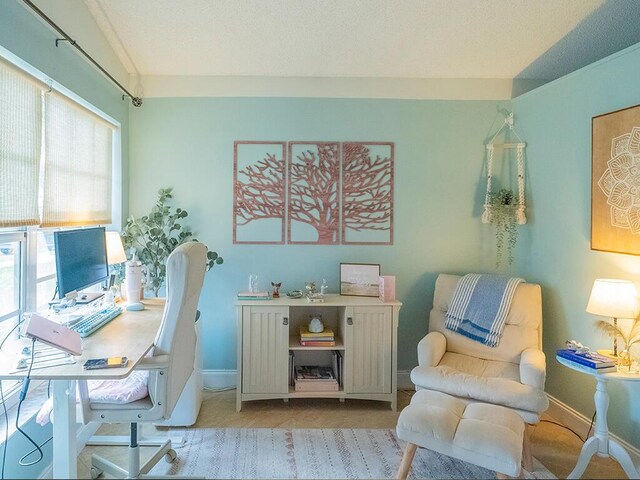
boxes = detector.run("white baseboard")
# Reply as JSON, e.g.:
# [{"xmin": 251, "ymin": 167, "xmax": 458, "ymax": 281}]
[
  {"xmin": 397, "ymin": 370, "xmax": 414, "ymax": 390},
  {"xmin": 39, "ymin": 421, "xmax": 101, "ymax": 479},
  {"xmin": 202, "ymin": 369, "xmax": 237, "ymax": 389},
  {"xmin": 546, "ymin": 393, "xmax": 640, "ymax": 465}
]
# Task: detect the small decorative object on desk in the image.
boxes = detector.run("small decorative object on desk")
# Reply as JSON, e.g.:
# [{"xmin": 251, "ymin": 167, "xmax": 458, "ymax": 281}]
[
  {"xmin": 305, "ymin": 281, "xmax": 317, "ymax": 295},
  {"xmin": 271, "ymin": 282, "xmax": 281, "ymax": 298},
  {"xmin": 320, "ymin": 279, "xmax": 329, "ymax": 295},
  {"xmin": 379, "ymin": 275, "xmax": 396, "ymax": 302},
  {"xmin": 308, "ymin": 315, "xmax": 324, "ymax": 333},
  {"xmin": 305, "ymin": 281, "xmax": 324, "ymax": 302},
  {"xmin": 286, "ymin": 290, "xmax": 303, "ymax": 299}
]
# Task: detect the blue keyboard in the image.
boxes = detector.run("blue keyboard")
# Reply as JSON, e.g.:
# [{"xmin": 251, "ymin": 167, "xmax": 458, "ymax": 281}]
[{"xmin": 70, "ymin": 306, "xmax": 122, "ymax": 338}]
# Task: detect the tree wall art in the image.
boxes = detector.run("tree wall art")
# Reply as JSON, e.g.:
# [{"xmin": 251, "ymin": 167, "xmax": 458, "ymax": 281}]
[
  {"xmin": 233, "ymin": 141, "xmax": 286, "ymax": 244},
  {"xmin": 232, "ymin": 140, "xmax": 394, "ymax": 245}
]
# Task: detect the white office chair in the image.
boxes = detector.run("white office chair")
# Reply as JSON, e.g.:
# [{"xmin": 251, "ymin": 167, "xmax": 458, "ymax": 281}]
[{"xmin": 78, "ymin": 242, "xmax": 207, "ymax": 479}]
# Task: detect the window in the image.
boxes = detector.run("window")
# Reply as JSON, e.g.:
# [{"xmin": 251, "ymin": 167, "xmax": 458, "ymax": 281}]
[{"xmin": 0, "ymin": 47, "xmax": 121, "ymax": 408}]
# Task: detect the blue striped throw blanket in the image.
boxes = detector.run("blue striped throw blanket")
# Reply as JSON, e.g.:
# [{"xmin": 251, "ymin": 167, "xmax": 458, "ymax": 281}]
[{"xmin": 444, "ymin": 274, "xmax": 523, "ymax": 347}]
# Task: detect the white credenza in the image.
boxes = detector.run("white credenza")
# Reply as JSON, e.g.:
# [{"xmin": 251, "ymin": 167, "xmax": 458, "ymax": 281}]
[{"xmin": 235, "ymin": 294, "xmax": 402, "ymax": 412}]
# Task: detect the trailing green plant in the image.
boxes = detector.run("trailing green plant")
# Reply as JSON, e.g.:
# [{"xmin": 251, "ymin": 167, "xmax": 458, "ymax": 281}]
[
  {"xmin": 121, "ymin": 188, "xmax": 223, "ymax": 296},
  {"xmin": 487, "ymin": 188, "xmax": 518, "ymax": 267}
]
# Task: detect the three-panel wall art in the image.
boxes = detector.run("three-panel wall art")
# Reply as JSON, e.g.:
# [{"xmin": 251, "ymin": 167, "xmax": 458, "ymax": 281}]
[{"xmin": 233, "ymin": 141, "xmax": 394, "ymax": 245}]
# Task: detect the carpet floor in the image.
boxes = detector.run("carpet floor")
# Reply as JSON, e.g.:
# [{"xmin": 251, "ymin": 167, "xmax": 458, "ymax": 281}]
[{"xmin": 147, "ymin": 428, "xmax": 555, "ymax": 479}]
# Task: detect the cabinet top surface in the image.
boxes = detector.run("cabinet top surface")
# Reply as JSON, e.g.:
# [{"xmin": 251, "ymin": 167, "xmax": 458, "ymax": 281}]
[{"xmin": 236, "ymin": 294, "xmax": 402, "ymax": 307}]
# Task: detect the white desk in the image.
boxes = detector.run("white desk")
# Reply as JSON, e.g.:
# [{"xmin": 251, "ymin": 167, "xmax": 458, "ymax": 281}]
[
  {"xmin": 0, "ymin": 299, "xmax": 164, "ymax": 479},
  {"xmin": 556, "ymin": 356, "xmax": 640, "ymax": 479}
]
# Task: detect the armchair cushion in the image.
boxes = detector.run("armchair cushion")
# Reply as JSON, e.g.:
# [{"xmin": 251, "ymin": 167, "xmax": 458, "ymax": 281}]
[
  {"xmin": 519, "ymin": 348, "xmax": 547, "ymax": 390},
  {"xmin": 417, "ymin": 331, "xmax": 447, "ymax": 367},
  {"xmin": 410, "ymin": 352, "xmax": 548, "ymax": 414}
]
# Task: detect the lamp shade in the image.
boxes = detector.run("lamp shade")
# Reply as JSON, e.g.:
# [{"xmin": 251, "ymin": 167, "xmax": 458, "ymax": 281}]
[
  {"xmin": 586, "ymin": 279, "xmax": 639, "ymax": 318},
  {"xmin": 105, "ymin": 231, "xmax": 126, "ymax": 265}
]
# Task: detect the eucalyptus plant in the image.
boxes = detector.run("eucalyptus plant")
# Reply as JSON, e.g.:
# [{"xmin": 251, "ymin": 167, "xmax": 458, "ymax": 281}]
[
  {"xmin": 121, "ymin": 188, "xmax": 223, "ymax": 297},
  {"xmin": 487, "ymin": 188, "xmax": 518, "ymax": 267},
  {"xmin": 595, "ymin": 316, "xmax": 640, "ymax": 365}
]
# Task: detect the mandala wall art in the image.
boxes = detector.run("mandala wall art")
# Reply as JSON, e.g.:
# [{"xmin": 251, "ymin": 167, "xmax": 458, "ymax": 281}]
[
  {"xmin": 342, "ymin": 142, "xmax": 394, "ymax": 245},
  {"xmin": 288, "ymin": 142, "xmax": 340, "ymax": 244},
  {"xmin": 592, "ymin": 104, "xmax": 640, "ymax": 255},
  {"xmin": 233, "ymin": 141, "xmax": 286, "ymax": 244}
]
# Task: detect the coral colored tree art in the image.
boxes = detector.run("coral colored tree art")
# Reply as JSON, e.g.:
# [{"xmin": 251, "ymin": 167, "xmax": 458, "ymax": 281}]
[
  {"xmin": 342, "ymin": 142, "xmax": 394, "ymax": 245},
  {"xmin": 233, "ymin": 141, "xmax": 286, "ymax": 244},
  {"xmin": 288, "ymin": 142, "xmax": 340, "ymax": 244}
]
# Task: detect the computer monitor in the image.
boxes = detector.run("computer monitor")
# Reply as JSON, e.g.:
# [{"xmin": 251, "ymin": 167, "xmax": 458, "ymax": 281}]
[{"xmin": 54, "ymin": 227, "xmax": 109, "ymax": 303}]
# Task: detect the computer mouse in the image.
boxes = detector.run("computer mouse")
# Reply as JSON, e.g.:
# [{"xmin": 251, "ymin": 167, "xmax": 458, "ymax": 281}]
[{"xmin": 126, "ymin": 302, "xmax": 144, "ymax": 311}]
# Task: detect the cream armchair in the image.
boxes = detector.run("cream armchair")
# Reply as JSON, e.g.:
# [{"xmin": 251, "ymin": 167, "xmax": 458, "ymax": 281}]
[{"xmin": 410, "ymin": 274, "xmax": 548, "ymax": 470}]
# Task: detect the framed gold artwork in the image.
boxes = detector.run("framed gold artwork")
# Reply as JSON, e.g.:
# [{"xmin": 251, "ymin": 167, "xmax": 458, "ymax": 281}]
[{"xmin": 592, "ymin": 104, "xmax": 640, "ymax": 255}]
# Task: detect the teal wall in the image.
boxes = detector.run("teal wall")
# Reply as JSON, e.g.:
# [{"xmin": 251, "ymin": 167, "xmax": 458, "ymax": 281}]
[
  {"xmin": 129, "ymin": 98, "xmax": 510, "ymax": 371},
  {"xmin": 513, "ymin": 43, "xmax": 640, "ymax": 446},
  {"xmin": 0, "ymin": 0, "xmax": 130, "ymax": 223},
  {"xmin": 0, "ymin": 1, "xmax": 129, "ymax": 477}
]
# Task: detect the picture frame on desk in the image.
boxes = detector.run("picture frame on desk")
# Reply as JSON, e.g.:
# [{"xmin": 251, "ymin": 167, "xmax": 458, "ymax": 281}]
[{"xmin": 340, "ymin": 263, "xmax": 380, "ymax": 297}]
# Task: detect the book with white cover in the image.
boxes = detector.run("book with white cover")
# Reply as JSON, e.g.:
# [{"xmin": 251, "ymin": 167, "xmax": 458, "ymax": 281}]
[{"xmin": 25, "ymin": 313, "xmax": 82, "ymax": 356}]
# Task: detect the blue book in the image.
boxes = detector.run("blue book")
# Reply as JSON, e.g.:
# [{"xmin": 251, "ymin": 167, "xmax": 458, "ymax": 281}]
[{"xmin": 556, "ymin": 349, "xmax": 616, "ymax": 369}]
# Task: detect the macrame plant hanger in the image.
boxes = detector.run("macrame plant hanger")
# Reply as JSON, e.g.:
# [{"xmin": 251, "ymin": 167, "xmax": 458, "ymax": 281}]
[{"xmin": 482, "ymin": 112, "xmax": 527, "ymax": 225}]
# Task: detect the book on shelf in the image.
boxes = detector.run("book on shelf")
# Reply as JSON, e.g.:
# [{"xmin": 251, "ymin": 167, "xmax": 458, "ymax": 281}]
[
  {"xmin": 300, "ymin": 340, "xmax": 336, "ymax": 347},
  {"xmin": 294, "ymin": 379, "xmax": 339, "ymax": 392},
  {"xmin": 289, "ymin": 351, "xmax": 295, "ymax": 386},
  {"xmin": 332, "ymin": 351, "xmax": 342, "ymax": 387},
  {"xmin": 556, "ymin": 349, "xmax": 616, "ymax": 369},
  {"xmin": 295, "ymin": 365, "xmax": 336, "ymax": 381},
  {"xmin": 299, "ymin": 325, "xmax": 334, "ymax": 338}
]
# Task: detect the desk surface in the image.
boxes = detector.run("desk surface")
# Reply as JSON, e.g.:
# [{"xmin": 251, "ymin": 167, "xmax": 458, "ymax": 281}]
[{"xmin": 0, "ymin": 299, "xmax": 165, "ymax": 381}]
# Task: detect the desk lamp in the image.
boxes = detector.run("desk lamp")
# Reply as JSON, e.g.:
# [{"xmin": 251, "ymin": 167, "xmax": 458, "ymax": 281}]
[
  {"xmin": 586, "ymin": 279, "xmax": 638, "ymax": 357},
  {"xmin": 105, "ymin": 231, "xmax": 126, "ymax": 288}
]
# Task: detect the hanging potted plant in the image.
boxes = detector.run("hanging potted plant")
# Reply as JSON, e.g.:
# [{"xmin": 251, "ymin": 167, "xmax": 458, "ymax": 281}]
[{"xmin": 483, "ymin": 188, "xmax": 520, "ymax": 267}]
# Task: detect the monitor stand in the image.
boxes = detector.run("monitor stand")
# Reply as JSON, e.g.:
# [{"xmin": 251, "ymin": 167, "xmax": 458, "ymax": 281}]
[{"xmin": 75, "ymin": 292, "xmax": 105, "ymax": 304}]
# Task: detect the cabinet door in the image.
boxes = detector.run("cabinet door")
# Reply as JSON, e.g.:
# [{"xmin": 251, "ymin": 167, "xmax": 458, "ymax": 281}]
[
  {"xmin": 343, "ymin": 306, "xmax": 392, "ymax": 394},
  {"xmin": 242, "ymin": 306, "xmax": 289, "ymax": 394}
]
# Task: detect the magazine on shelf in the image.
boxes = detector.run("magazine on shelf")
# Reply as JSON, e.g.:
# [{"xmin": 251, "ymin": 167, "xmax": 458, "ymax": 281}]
[
  {"xmin": 295, "ymin": 365, "xmax": 336, "ymax": 381},
  {"xmin": 556, "ymin": 349, "xmax": 616, "ymax": 369}
]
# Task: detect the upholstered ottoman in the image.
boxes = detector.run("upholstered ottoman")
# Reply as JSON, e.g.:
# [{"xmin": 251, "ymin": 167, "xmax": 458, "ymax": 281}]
[{"xmin": 396, "ymin": 390, "xmax": 525, "ymax": 479}]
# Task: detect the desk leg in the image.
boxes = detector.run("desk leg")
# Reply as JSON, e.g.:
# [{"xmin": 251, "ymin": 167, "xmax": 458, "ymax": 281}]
[{"xmin": 52, "ymin": 380, "xmax": 77, "ymax": 479}]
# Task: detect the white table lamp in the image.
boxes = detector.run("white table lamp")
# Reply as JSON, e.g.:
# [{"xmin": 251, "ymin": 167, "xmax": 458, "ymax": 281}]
[{"xmin": 586, "ymin": 278, "xmax": 638, "ymax": 356}]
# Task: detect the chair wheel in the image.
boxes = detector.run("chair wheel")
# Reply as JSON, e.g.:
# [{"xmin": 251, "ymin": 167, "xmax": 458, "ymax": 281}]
[
  {"xmin": 164, "ymin": 449, "xmax": 177, "ymax": 463},
  {"xmin": 90, "ymin": 466, "xmax": 103, "ymax": 479}
]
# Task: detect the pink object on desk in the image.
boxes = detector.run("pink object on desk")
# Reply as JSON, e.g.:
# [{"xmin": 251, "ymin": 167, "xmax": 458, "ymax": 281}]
[{"xmin": 379, "ymin": 276, "xmax": 396, "ymax": 302}]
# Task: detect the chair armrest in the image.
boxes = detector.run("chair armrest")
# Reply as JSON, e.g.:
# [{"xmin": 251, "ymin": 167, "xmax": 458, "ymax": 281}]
[
  {"xmin": 520, "ymin": 348, "xmax": 546, "ymax": 389},
  {"xmin": 133, "ymin": 354, "xmax": 170, "ymax": 370},
  {"xmin": 417, "ymin": 331, "xmax": 447, "ymax": 367}
]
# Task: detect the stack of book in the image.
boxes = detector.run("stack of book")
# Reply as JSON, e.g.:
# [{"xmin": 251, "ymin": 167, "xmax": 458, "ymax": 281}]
[
  {"xmin": 294, "ymin": 365, "xmax": 339, "ymax": 392},
  {"xmin": 299, "ymin": 325, "xmax": 335, "ymax": 346},
  {"xmin": 556, "ymin": 348, "xmax": 617, "ymax": 373},
  {"xmin": 237, "ymin": 291, "xmax": 270, "ymax": 301}
]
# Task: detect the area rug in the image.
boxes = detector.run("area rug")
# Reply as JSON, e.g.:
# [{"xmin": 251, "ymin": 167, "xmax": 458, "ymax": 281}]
[{"xmin": 149, "ymin": 428, "xmax": 555, "ymax": 479}]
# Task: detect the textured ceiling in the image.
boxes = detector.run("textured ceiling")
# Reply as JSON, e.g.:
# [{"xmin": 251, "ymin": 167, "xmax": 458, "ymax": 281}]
[{"xmin": 86, "ymin": 0, "xmax": 607, "ymax": 79}]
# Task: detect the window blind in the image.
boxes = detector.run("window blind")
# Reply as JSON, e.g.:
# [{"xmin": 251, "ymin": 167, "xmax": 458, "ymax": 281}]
[
  {"xmin": 0, "ymin": 60, "xmax": 43, "ymax": 227},
  {"xmin": 42, "ymin": 91, "xmax": 114, "ymax": 227}
]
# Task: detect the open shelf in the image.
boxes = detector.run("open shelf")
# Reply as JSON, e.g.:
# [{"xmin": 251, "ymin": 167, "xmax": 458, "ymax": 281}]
[
  {"xmin": 288, "ymin": 386, "xmax": 345, "ymax": 398},
  {"xmin": 289, "ymin": 336, "xmax": 345, "ymax": 350}
]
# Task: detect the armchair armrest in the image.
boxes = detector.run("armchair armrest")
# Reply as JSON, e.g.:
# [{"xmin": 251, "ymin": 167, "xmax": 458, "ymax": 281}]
[
  {"xmin": 133, "ymin": 354, "xmax": 170, "ymax": 370},
  {"xmin": 417, "ymin": 331, "xmax": 447, "ymax": 367},
  {"xmin": 520, "ymin": 348, "xmax": 546, "ymax": 389}
]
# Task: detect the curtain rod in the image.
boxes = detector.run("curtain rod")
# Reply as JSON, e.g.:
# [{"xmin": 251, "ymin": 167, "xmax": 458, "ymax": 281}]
[{"xmin": 21, "ymin": 0, "xmax": 142, "ymax": 107}]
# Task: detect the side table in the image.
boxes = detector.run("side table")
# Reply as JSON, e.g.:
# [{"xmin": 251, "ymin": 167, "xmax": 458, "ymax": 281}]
[{"xmin": 556, "ymin": 355, "xmax": 640, "ymax": 479}]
